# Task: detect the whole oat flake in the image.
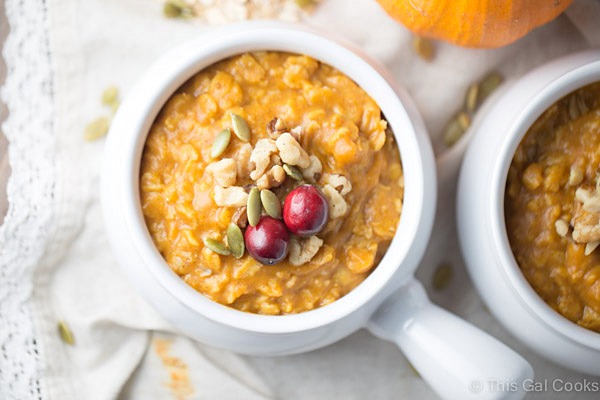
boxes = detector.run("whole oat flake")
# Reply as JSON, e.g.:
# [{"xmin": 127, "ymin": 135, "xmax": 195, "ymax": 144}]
[{"xmin": 164, "ymin": 0, "xmax": 321, "ymax": 24}]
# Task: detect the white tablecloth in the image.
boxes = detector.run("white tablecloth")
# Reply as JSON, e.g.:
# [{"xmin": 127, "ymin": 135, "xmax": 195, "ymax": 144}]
[{"xmin": 1, "ymin": 0, "xmax": 600, "ymax": 399}]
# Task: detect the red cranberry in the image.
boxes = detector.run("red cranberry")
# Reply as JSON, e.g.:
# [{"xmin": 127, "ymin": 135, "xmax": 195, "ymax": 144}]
[
  {"xmin": 244, "ymin": 216, "xmax": 290, "ymax": 265},
  {"xmin": 283, "ymin": 185, "xmax": 329, "ymax": 236}
]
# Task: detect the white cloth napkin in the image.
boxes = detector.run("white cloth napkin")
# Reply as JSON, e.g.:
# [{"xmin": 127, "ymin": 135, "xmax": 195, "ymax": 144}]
[{"xmin": 2, "ymin": 0, "xmax": 600, "ymax": 399}]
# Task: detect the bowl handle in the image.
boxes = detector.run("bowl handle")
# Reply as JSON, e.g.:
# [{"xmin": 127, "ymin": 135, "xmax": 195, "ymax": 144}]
[{"xmin": 367, "ymin": 278, "xmax": 533, "ymax": 400}]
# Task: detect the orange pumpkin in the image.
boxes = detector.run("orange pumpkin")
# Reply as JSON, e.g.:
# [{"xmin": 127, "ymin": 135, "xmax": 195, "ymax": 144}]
[{"xmin": 376, "ymin": 0, "xmax": 574, "ymax": 48}]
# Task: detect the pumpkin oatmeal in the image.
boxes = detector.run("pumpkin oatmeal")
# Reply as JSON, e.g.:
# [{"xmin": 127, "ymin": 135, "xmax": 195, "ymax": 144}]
[
  {"xmin": 505, "ymin": 82, "xmax": 600, "ymax": 332},
  {"xmin": 140, "ymin": 52, "xmax": 404, "ymax": 315}
]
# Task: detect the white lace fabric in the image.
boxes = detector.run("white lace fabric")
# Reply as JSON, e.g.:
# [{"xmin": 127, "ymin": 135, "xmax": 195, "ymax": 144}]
[{"xmin": 1, "ymin": 0, "xmax": 600, "ymax": 399}]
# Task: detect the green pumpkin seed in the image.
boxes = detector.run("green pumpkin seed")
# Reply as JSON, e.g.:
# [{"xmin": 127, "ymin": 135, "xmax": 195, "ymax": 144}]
[
  {"xmin": 204, "ymin": 238, "xmax": 230, "ymax": 256},
  {"xmin": 58, "ymin": 320, "xmax": 75, "ymax": 345},
  {"xmin": 101, "ymin": 86, "xmax": 119, "ymax": 106},
  {"xmin": 227, "ymin": 223, "xmax": 245, "ymax": 258},
  {"xmin": 294, "ymin": 0, "xmax": 315, "ymax": 7},
  {"xmin": 163, "ymin": 0, "xmax": 192, "ymax": 18},
  {"xmin": 457, "ymin": 111, "xmax": 471, "ymax": 131},
  {"xmin": 230, "ymin": 113, "xmax": 251, "ymax": 142},
  {"xmin": 283, "ymin": 164, "xmax": 303, "ymax": 181},
  {"xmin": 84, "ymin": 116, "xmax": 110, "ymax": 141},
  {"xmin": 260, "ymin": 189, "xmax": 282, "ymax": 219},
  {"xmin": 465, "ymin": 83, "xmax": 479, "ymax": 113},
  {"xmin": 211, "ymin": 129, "xmax": 231, "ymax": 158},
  {"xmin": 247, "ymin": 188, "xmax": 262, "ymax": 226},
  {"xmin": 479, "ymin": 71, "xmax": 503, "ymax": 103},
  {"xmin": 443, "ymin": 117, "xmax": 465, "ymax": 147},
  {"xmin": 432, "ymin": 263, "xmax": 453, "ymax": 291},
  {"xmin": 413, "ymin": 36, "xmax": 434, "ymax": 62}
]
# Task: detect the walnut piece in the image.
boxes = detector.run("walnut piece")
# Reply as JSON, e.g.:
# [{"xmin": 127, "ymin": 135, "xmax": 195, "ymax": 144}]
[
  {"xmin": 213, "ymin": 186, "xmax": 248, "ymax": 207},
  {"xmin": 275, "ymin": 132, "xmax": 310, "ymax": 168},
  {"xmin": 249, "ymin": 139, "xmax": 278, "ymax": 180},
  {"xmin": 575, "ymin": 187, "xmax": 600, "ymax": 213},
  {"xmin": 585, "ymin": 240, "xmax": 600, "ymax": 256},
  {"xmin": 290, "ymin": 126, "xmax": 303, "ymax": 142},
  {"xmin": 256, "ymin": 165, "xmax": 286, "ymax": 190},
  {"xmin": 302, "ymin": 155, "xmax": 322, "ymax": 182},
  {"xmin": 236, "ymin": 143, "xmax": 253, "ymax": 180},
  {"xmin": 288, "ymin": 236, "xmax": 324, "ymax": 266},
  {"xmin": 267, "ymin": 117, "xmax": 287, "ymax": 139},
  {"xmin": 322, "ymin": 173, "xmax": 352, "ymax": 196},
  {"xmin": 555, "ymin": 219, "xmax": 569, "ymax": 237},
  {"xmin": 571, "ymin": 199, "xmax": 600, "ymax": 243},
  {"xmin": 322, "ymin": 184, "xmax": 348, "ymax": 219},
  {"xmin": 206, "ymin": 158, "xmax": 237, "ymax": 187}
]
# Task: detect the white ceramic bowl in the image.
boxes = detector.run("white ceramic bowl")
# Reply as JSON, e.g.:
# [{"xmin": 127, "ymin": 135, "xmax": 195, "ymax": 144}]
[
  {"xmin": 458, "ymin": 49, "xmax": 600, "ymax": 376},
  {"xmin": 102, "ymin": 21, "xmax": 532, "ymax": 399}
]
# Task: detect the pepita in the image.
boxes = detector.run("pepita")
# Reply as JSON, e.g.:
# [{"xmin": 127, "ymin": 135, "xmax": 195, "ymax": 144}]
[
  {"xmin": 231, "ymin": 113, "xmax": 251, "ymax": 142},
  {"xmin": 465, "ymin": 83, "xmax": 479, "ymax": 113},
  {"xmin": 204, "ymin": 238, "xmax": 230, "ymax": 256},
  {"xmin": 260, "ymin": 189, "xmax": 282, "ymax": 219},
  {"xmin": 247, "ymin": 188, "xmax": 262, "ymax": 226},
  {"xmin": 294, "ymin": 0, "xmax": 315, "ymax": 7},
  {"xmin": 227, "ymin": 223, "xmax": 245, "ymax": 258},
  {"xmin": 101, "ymin": 86, "xmax": 119, "ymax": 106},
  {"xmin": 57, "ymin": 320, "xmax": 75, "ymax": 345},
  {"xmin": 413, "ymin": 36, "xmax": 434, "ymax": 62},
  {"xmin": 443, "ymin": 117, "xmax": 465, "ymax": 147},
  {"xmin": 84, "ymin": 116, "xmax": 110, "ymax": 141},
  {"xmin": 432, "ymin": 263, "xmax": 453, "ymax": 291},
  {"xmin": 479, "ymin": 71, "xmax": 503, "ymax": 103},
  {"xmin": 457, "ymin": 111, "xmax": 471, "ymax": 131},
  {"xmin": 283, "ymin": 163, "xmax": 303, "ymax": 181},
  {"xmin": 163, "ymin": 0, "xmax": 193, "ymax": 18},
  {"xmin": 211, "ymin": 129, "xmax": 231, "ymax": 158}
]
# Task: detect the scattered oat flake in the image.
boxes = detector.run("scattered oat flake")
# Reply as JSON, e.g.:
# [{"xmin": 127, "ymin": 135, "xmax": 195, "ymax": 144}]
[{"xmin": 154, "ymin": 338, "xmax": 195, "ymax": 400}]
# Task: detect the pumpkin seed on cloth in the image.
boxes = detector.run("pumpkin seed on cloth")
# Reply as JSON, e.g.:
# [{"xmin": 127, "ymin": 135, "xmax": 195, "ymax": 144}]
[
  {"xmin": 226, "ymin": 223, "xmax": 245, "ymax": 258},
  {"xmin": 479, "ymin": 71, "xmax": 503, "ymax": 103},
  {"xmin": 84, "ymin": 116, "xmax": 110, "ymax": 141},
  {"xmin": 465, "ymin": 83, "xmax": 479, "ymax": 113},
  {"xmin": 260, "ymin": 189, "xmax": 282, "ymax": 219},
  {"xmin": 412, "ymin": 36, "xmax": 435, "ymax": 62},
  {"xmin": 443, "ymin": 116, "xmax": 466, "ymax": 147},
  {"xmin": 247, "ymin": 188, "xmax": 262, "ymax": 226},
  {"xmin": 230, "ymin": 113, "xmax": 251, "ymax": 142},
  {"xmin": 211, "ymin": 129, "xmax": 231, "ymax": 158},
  {"xmin": 432, "ymin": 263, "xmax": 454, "ymax": 291},
  {"xmin": 101, "ymin": 86, "xmax": 119, "ymax": 106},
  {"xmin": 163, "ymin": 0, "xmax": 193, "ymax": 18},
  {"xmin": 204, "ymin": 238, "xmax": 230, "ymax": 256},
  {"xmin": 58, "ymin": 320, "xmax": 75, "ymax": 345},
  {"xmin": 283, "ymin": 164, "xmax": 303, "ymax": 181}
]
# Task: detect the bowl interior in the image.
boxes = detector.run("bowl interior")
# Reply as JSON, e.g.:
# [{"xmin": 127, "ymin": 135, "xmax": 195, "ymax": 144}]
[
  {"xmin": 491, "ymin": 61, "xmax": 600, "ymax": 350},
  {"xmin": 119, "ymin": 23, "xmax": 433, "ymax": 334}
]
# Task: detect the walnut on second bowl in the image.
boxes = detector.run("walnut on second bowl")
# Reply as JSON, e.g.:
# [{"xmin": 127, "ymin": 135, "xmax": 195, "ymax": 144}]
[{"xmin": 140, "ymin": 51, "xmax": 404, "ymax": 315}]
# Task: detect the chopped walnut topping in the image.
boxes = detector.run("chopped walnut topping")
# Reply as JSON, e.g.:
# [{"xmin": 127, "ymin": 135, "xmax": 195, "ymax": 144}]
[
  {"xmin": 585, "ymin": 240, "xmax": 600, "ymax": 256},
  {"xmin": 302, "ymin": 155, "xmax": 322, "ymax": 182},
  {"xmin": 568, "ymin": 166, "xmax": 584, "ymax": 186},
  {"xmin": 267, "ymin": 117, "xmax": 287, "ymax": 138},
  {"xmin": 322, "ymin": 173, "xmax": 352, "ymax": 196},
  {"xmin": 575, "ymin": 187, "xmax": 600, "ymax": 213},
  {"xmin": 213, "ymin": 186, "xmax": 248, "ymax": 207},
  {"xmin": 555, "ymin": 219, "xmax": 569, "ymax": 237},
  {"xmin": 275, "ymin": 132, "xmax": 310, "ymax": 168},
  {"xmin": 572, "ymin": 198, "xmax": 600, "ymax": 243},
  {"xmin": 249, "ymin": 138, "xmax": 278, "ymax": 180},
  {"xmin": 290, "ymin": 126, "xmax": 303, "ymax": 142},
  {"xmin": 206, "ymin": 158, "xmax": 237, "ymax": 187},
  {"xmin": 322, "ymin": 184, "xmax": 348, "ymax": 219},
  {"xmin": 256, "ymin": 165, "xmax": 286, "ymax": 190},
  {"xmin": 236, "ymin": 143, "xmax": 253, "ymax": 179},
  {"xmin": 232, "ymin": 206, "xmax": 248, "ymax": 228},
  {"xmin": 288, "ymin": 236, "xmax": 324, "ymax": 266}
]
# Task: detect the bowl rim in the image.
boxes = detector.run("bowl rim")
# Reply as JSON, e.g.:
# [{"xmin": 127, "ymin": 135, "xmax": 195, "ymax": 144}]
[
  {"xmin": 489, "ymin": 57, "xmax": 600, "ymax": 350},
  {"xmin": 112, "ymin": 21, "xmax": 435, "ymax": 334}
]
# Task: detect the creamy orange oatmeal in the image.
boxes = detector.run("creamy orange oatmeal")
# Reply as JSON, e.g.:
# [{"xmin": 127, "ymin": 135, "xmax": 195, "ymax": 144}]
[
  {"xmin": 140, "ymin": 52, "xmax": 404, "ymax": 315},
  {"xmin": 505, "ymin": 82, "xmax": 600, "ymax": 332}
]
